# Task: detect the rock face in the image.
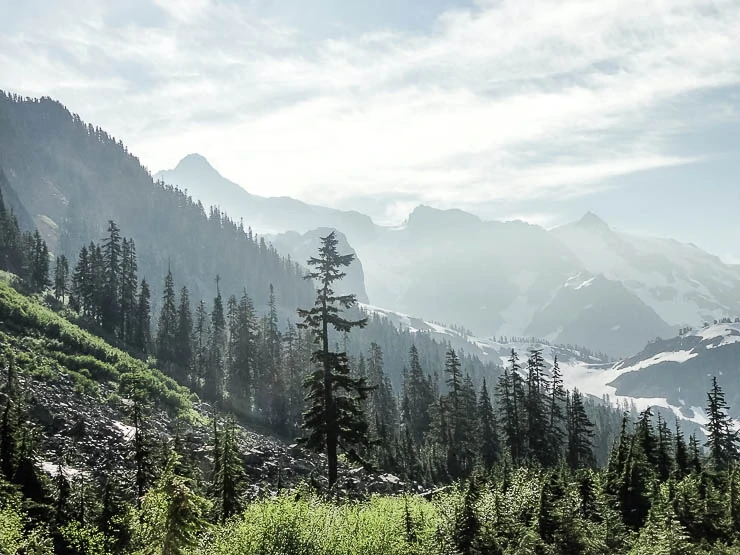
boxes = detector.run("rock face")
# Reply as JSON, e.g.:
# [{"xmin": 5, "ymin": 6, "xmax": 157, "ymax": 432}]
[
  {"xmin": 22, "ymin": 369, "xmax": 420, "ymax": 499},
  {"xmin": 270, "ymin": 228, "xmax": 369, "ymax": 303}
]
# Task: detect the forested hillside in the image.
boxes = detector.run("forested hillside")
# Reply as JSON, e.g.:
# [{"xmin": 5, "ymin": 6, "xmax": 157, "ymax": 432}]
[
  {"xmin": 2, "ymin": 191, "xmax": 740, "ymax": 553},
  {"xmin": 0, "ymin": 92, "xmax": 313, "ymax": 320}
]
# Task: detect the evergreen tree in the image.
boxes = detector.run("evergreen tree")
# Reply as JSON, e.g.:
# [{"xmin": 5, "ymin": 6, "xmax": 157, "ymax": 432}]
[
  {"xmin": 704, "ymin": 376, "xmax": 738, "ymax": 471},
  {"xmin": 101, "ymin": 220, "xmax": 122, "ymax": 334},
  {"xmin": 403, "ymin": 345, "xmax": 433, "ymax": 448},
  {"xmin": 156, "ymin": 268, "xmax": 178, "ymax": 366},
  {"xmin": 497, "ymin": 349, "xmax": 525, "ymax": 464},
  {"xmin": 134, "ymin": 279, "xmax": 151, "ymax": 353},
  {"xmin": 191, "ymin": 299, "xmax": 210, "ymax": 393},
  {"xmin": 173, "ymin": 287, "xmax": 193, "ymax": 384},
  {"xmin": 137, "ymin": 452, "xmax": 209, "ymax": 555},
  {"xmin": 566, "ymin": 389, "xmax": 595, "ymax": 469},
  {"xmin": 204, "ymin": 277, "xmax": 226, "ymax": 403},
  {"xmin": 477, "ymin": 379, "xmax": 499, "ymax": 469},
  {"xmin": 525, "ymin": 349, "xmax": 550, "ymax": 464},
  {"xmin": 119, "ymin": 238, "xmax": 138, "ymax": 344},
  {"xmin": 674, "ymin": 419, "xmax": 690, "ymax": 479},
  {"xmin": 211, "ymin": 417, "xmax": 245, "ymax": 521},
  {"xmin": 54, "ymin": 255, "xmax": 69, "ymax": 303},
  {"xmin": 297, "ymin": 231, "xmax": 372, "ymax": 488},
  {"xmin": 546, "ymin": 356, "xmax": 566, "ymax": 462}
]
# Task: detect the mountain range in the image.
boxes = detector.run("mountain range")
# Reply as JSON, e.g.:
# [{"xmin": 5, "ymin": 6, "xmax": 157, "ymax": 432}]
[
  {"xmin": 157, "ymin": 154, "xmax": 740, "ymax": 358},
  {"xmin": 360, "ymin": 303, "xmax": 740, "ymax": 423}
]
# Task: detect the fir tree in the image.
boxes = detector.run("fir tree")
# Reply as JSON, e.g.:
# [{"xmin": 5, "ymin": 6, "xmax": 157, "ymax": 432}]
[
  {"xmin": 297, "ymin": 231, "xmax": 371, "ymax": 488},
  {"xmin": 204, "ymin": 276, "xmax": 226, "ymax": 403},
  {"xmin": 101, "ymin": 220, "xmax": 122, "ymax": 333},
  {"xmin": 53, "ymin": 255, "xmax": 69, "ymax": 303},
  {"xmin": 477, "ymin": 379, "xmax": 499, "ymax": 469},
  {"xmin": 156, "ymin": 268, "xmax": 178, "ymax": 365},
  {"xmin": 566, "ymin": 389, "xmax": 595, "ymax": 469},
  {"xmin": 704, "ymin": 376, "xmax": 738, "ymax": 471},
  {"xmin": 174, "ymin": 287, "xmax": 193, "ymax": 384},
  {"xmin": 134, "ymin": 279, "xmax": 151, "ymax": 353}
]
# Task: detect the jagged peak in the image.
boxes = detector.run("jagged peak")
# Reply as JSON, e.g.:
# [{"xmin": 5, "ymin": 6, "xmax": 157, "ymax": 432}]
[{"xmin": 575, "ymin": 211, "xmax": 610, "ymax": 231}]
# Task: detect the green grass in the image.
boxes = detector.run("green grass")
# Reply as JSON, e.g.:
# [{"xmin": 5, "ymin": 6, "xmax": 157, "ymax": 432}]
[{"xmin": 0, "ymin": 281, "xmax": 195, "ymax": 416}]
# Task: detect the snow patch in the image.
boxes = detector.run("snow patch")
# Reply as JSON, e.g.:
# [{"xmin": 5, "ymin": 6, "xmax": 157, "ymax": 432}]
[
  {"xmin": 615, "ymin": 350, "xmax": 697, "ymax": 373},
  {"xmin": 112, "ymin": 420, "xmax": 136, "ymax": 441}
]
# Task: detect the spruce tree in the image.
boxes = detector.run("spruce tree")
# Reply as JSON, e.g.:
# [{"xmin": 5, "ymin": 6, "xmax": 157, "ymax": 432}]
[
  {"xmin": 403, "ymin": 345, "xmax": 433, "ymax": 448},
  {"xmin": 174, "ymin": 287, "xmax": 193, "ymax": 384},
  {"xmin": 477, "ymin": 379, "xmax": 499, "ymax": 469},
  {"xmin": 674, "ymin": 419, "xmax": 689, "ymax": 479},
  {"xmin": 119, "ymin": 238, "xmax": 138, "ymax": 343},
  {"xmin": 191, "ymin": 299, "xmax": 210, "ymax": 393},
  {"xmin": 204, "ymin": 277, "xmax": 226, "ymax": 403},
  {"xmin": 156, "ymin": 268, "xmax": 178, "ymax": 365},
  {"xmin": 101, "ymin": 220, "xmax": 122, "ymax": 333},
  {"xmin": 546, "ymin": 356, "xmax": 566, "ymax": 462},
  {"xmin": 704, "ymin": 376, "xmax": 738, "ymax": 471},
  {"xmin": 134, "ymin": 279, "xmax": 151, "ymax": 353},
  {"xmin": 297, "ymin": 231, "xmax": 371, "ymax": 488},
  {"xmin": 566, "ymin": 389, "xmax": 595, "ymax": 469},
  {"xmin": 53, "ymin": 255, "xmax": 69, "ymax": 303},
  {"xmin": 525, "ymin": 348, "xmax": 550, "ymax": 464},
  {"xmin": 212, "ymin": 417, "xmax": 244, "ymax": 521}
]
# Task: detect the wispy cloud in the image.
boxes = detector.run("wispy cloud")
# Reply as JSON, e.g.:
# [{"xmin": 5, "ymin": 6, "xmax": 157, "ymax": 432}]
[{"xmin": 1, "ymin": 0, "xmax": 739, "ymax": 222}]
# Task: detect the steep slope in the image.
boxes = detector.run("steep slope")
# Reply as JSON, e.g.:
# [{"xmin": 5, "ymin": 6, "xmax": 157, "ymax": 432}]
[
  {"xmin": 357, "ymin": 206, "xmax": 585, "ymax": 336},
  {"xmin": 359, "ymin": 302, "xmax": 611, "ymax": 371},
  {"xmin": 271, "ymin": 228, "xmax": 369, "ymax": 303},
  {"xmin": 608, "ymin": 322, "xmax": 740, "ymax": 411},
  {"xmin": 0, "ymin": 92, "xmax": 312, "ymax": 318},
  {"xmin": 526, "ymin": 273, "xmax": 676, "ymax": 357},
  {"xmin": 358, "ymin": 301, "xmax": 740, "ymax": 434},
  {"xmin": 155, "ymin": 154, "xmax": 378, "ymax": 242},
  {"xmin": 553, "ymin": 212, "xmax": 740, "ymax": 328}
]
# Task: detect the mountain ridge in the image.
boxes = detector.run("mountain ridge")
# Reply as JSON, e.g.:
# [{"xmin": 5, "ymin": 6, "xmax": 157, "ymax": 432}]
[{"xmin": 155, "ymin": 153, "xmax": 740, "ymax": 357}]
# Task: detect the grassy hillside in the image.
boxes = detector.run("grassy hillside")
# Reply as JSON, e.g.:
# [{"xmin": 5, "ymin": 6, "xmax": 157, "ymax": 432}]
[{"xmin": 0, "ymin": 279, "xmax": 194, "ymax": 415}]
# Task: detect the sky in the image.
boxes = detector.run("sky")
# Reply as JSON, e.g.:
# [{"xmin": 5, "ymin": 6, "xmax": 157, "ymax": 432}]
[{"xmin": 1, "ymin": 0, "xmax": 739, "ymax": 262}]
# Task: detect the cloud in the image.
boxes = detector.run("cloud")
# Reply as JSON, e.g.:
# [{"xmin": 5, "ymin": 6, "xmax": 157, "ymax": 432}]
[{"xmin": 1, "ymin": 0, "xmax": 739, "ymax": 222}]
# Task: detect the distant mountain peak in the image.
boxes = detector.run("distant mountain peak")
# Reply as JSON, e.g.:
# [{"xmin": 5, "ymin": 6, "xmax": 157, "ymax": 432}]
[
  {"xmin": 576, "ymin": 211, "xmax": 610, "ymax": 230},
  {"xmin": 173, "ymin": 153, "xmax": 219, "ymax": 175},
  {"xmin": 406, "ymin": 204, "xmax": 481, "ymax": 230}
]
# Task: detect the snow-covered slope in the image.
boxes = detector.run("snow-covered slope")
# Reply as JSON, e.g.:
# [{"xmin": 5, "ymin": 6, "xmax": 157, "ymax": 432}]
[
  {"xmin": 553, "ymin": 212, "xmax": 740, "ymax": 329},
  {"xmin": 361, "ymin": 303, "xmax": 740, "ymax": 428}
]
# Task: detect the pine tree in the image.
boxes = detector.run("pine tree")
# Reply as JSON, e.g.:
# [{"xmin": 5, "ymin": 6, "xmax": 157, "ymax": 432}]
[
  {"xmin": 211, "ymin": 417, "xmax": 245, "ymax": 521},
  {"xmin": 70, "ymin": 246, "xmax": 90, "ymax": 315},
  {"xmin": 53, "ymin": 255, "xmax": 69, "ymax": 303},
  {"xmin": 119, "ymin": 238, "xmax": 138, "ymax": 343},
  {"xmin": 191, "ymin": 299, "xmax": 210, "ymax": 393},
  {"xmin": 204, "ymin": 277, "xmax": 226, "ymax": 403},
  {"xmin": 674, "ymin": 419, "xmax": 689, "ymax": 479},
  {"xmin": 546, "ymin": 356, "xmax": 566, "ymax": 462},
  {"xmin": 137, "ymin": 451, "xmax": 209, "ymax": 555},
  {"xmin": 497, "ymin": 349, "xmax": 525, "ymax": 464},
  {"xmin": 566, "ymin": 389, "xmax": 595, "ymax": 469},
  {"xmin": 525, "ymin": 348, "xmax": 550, "ymax": 464},
  {"xmin": 656, "ymin": 413, "xmax": 673, "ymax": 482},
  {"xmin": 174, "ymin": 287, "xmax": 193, "ymax": 384},
  {"xmin": 101, "ymin": 220, "xmax": 122, "ymax": 333},
  {"xmin": 403, "ymin": 345, "xmax": 433, "ymax": 448},
  {"xmin": 297, "ymin": 231, "xmax": 372, "ymax": 488},
  {"xmin": 704, "ymin": 376, "xmax": 738, "ymax": 471},
  {"xmin": 156, "ymin": 268, "xmax": 178, "ymax": 366},
  {"xmin": 477, "ymin": 379, "xmax": 499, "ymax": 469},
  {"xmin": 134, "ymin": 279, "xmax": 151, "ymax": 353}
]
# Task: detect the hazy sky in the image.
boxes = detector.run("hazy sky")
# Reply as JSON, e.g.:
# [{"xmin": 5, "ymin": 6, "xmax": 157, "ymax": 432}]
[{"xmin": 1, "ymin": 0, "xmax": 739, "ymax": 262}]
